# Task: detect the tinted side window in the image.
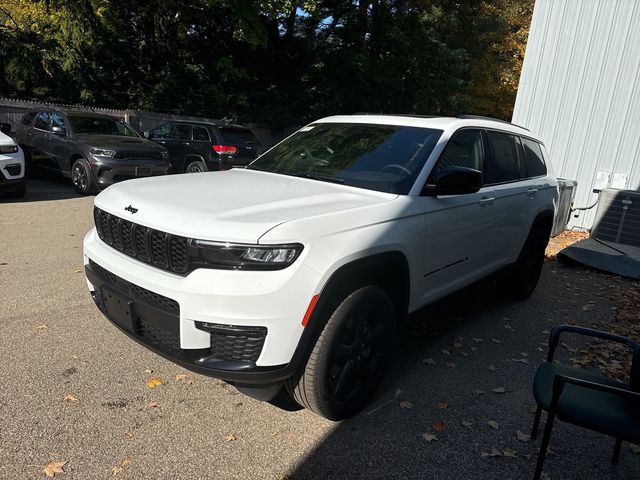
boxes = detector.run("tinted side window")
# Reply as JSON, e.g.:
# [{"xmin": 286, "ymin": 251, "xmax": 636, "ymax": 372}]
[
  {"xmin": 192, "ymin": 126, "xmax": 210, "ymax": 141},
  {"xmin": 34, "ymin": 112, "xmax": 50, "ymax": 131},
  {"xmin": 150, "ymin": 124, "xmax": 173, "ymax": 139},
  {"xmin": 485, "ymin": 132, "xmax": 521, "ymax": 184},
  {"xmin": 521, "ymin": 138, "xmax": 547, "ymax": 177},
  {"xmin": 430, "ymin": 129, "xmax": 484, "ymax": 181},
  {"xmin": 51, "ymin": 113, "xmax": 66, "ymax": 131},
  {"xmin": 172, "ymin": 124, "xmax": 191, "ymax": 140},
  {"xmin": 219, "ymin": 127, "xmax": 258, "ymax": 145}
]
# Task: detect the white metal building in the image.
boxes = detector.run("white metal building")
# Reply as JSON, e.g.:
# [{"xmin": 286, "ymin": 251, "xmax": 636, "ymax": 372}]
[{"xmin": 512, "ymin": 0, "xmax": 640, "ymax": 230}]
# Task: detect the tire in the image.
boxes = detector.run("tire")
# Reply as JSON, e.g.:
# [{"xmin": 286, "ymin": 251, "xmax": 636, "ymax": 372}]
[
  {"xmin": 6, "ymin": 178, "xmax": 27, "ymax": 198},
  {"xmin": 71, "ymin": 158, "xmax": 97, "ymax": 195},
  {"xmin": 508, "ymin": 227, "xmax": 549, "ymax": 299},
  {"xmin": 286, "ymin": 285, "xmax": 396, "ymax": 420},
  {"xmin": 185, "ymin": 160, "xmax": 206, "ymax": 173}
]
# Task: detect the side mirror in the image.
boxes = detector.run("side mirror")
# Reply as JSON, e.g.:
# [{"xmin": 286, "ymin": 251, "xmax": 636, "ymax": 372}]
[
  {"xmin": 422, "ymin": 166, "xmax": 482, "ymax": 196},
  {"xmin": 0, "ymin": 122, "xmax": 11, "ymax": 135},
  {"xmin": 51, "ymin": 125, "xmax": 66, "ymax": 136},
  {"xmin": 143, "ymin": 131, "xmax": 150, "ymax": 139}
]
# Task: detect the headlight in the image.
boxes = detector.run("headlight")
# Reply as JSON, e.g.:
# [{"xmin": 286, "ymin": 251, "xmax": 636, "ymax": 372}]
[
  {"xmin": 91, "ymin": 148, "xmax": 116, "ymax": 157},
  {"xmin": 0, "ymin": 145, "xmax": 18, "ymax": 154},
  {"xmin": 192, "ymin": 240, "xmax": 303, "ymax": 270}
]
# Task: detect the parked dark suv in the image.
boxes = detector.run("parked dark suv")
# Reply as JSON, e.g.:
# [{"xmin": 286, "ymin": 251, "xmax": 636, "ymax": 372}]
[
  {"xmin": 145, "ymin": 121, "xmax": 262, "ymax": 173},
  {"xmin": 16, "ymin": 109, "xmax": 170, "ymax": 195}
]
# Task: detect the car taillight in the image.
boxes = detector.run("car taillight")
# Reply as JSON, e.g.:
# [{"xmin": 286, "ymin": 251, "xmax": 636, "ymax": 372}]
[{"xmin": 212, "ymin": 145, "xmax": 237, "ymax": 154}]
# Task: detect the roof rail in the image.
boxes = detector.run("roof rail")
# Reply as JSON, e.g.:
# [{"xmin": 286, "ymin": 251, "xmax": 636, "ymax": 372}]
[
  {"xmin": 353, "ymin": 112, "xmax": 437, "ymax": 119},
  {"xmin": 457, "ymin": 114, "xmax": 530, "ymax": 132}
]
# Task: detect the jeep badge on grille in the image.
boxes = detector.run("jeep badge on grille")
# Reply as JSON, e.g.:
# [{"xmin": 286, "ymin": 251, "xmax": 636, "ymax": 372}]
[{"xmin": 125, "ymin": 205, "xmax": 138, "ymax": 214}]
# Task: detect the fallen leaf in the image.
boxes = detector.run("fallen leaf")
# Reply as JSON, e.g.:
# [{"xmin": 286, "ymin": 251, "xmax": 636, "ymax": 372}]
[
  {"xmin": 502, "ymin": 448, "xmax": 518, "ymax": 457},
  {"xmin": 37, "ymin": 324, "xmax": 49, "ymax": 331},
  {"xmin": 400, "ymin": 400, "xmax": 414, "ymax": 409},
  {"xmin": 488, "ymin": 365, "xmax": 497, "ymax": 372},
  {"xmin": 462, "ymin": 421, "xmax": 473, "ymax": 428},
  {"xmin": 175, "ymin": 374, "xmax": 187, "ymax": 381},
  {"xmin": 474, "ymin": 389, "xmax": 484, "ymax": 395},
  {"xmin": 433, "ymin": 421, "xmax": 446, "ymax": 431},
  {"xmin": 472, "ymin": 338, "xmax": 484, "ymax": 343},
  {"xmin": 453, "ymin": 342, "xmax": 463, "ymax": 348},
  {"xmin": 445, "ymin": 362, "xmax": 456, "ymax": 368},
  {"xmin": 482, "ymin": 447, "xmax": 503, "ymax": 457},
  {"xmin": 437, "ymin": 402, "xmax": 449, "ymax": 410},
  {"xmin": 111, "ymin": 458, "xmax": 131, "ymax": 474},
  {"xmin": 492, "ymin": 387, "xmax": 506, "ymax": 394},
  {"xmin": 520, "ymin": 352, "xmax": 529, "ymax": 357},
  {"xmin": 459, "ymin": 351, "xmax": 468, "ymax": 357},
  {"xmin": 74, "ymin": 269, "xmax": 83, "ymax": 273},
  {"xmin": 43, "ymin": 461, "xmax": 67, "ymax": 477},
  {"xmin": 143, "ymin": 368, "xmax": 154, "ymax": 374},
  {"xmin": 147, "ymin": 401, "xmax": 160, "ymax": 408},
  {"xmin": 492, "ymin": 338, "xmax": 502, "ymax": 344},
  {"xmin": 516, "ymin": 430, "xmax": 531, "ymax": 442},
  {"xmin": 422, "ymin": 433, "xmax": 437, "ymax": 442},
  {"xmin": 225, "ymin": 433, "xmax": 237, "ymax": 442},
  {"xmin": 422, "ymin": 357, "xmax": 435, "ymax": 365},
  {"xmin": 441, "ymin": 349, "xmax": 451, "ymax": 355},
  {"xmin": 629, "ymin": 443, "xmax": 640, "ymax": 454},
  {"xmin": 471, "ymin": 347, "xmax": 478, "ymax": 351},
  {"xmin": 64, "ymin": 394, "xmax": 78, "ymax": 402},
  {"xmin": 487, "ymin": 420, "xmax": 499, "ymax": 430},
  {"xmin": 146, "ymin": 377, "xmax": 163, "ymax": 388}
]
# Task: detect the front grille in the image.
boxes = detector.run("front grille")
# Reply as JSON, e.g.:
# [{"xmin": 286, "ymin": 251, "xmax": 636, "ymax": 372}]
[
  {"xmin": 137, "ymin": 317, "xmax": 181, "ymax": 353},
  {"xmin": 89, "ymin": 259, "xmax": 179, "ymax": 314},
  {"xmin": 94, "ymin": 207, "xmax": 190, "ymax": 274},
  {"xmin": 195, "ymin": 322, "xmax": 267, "ymax": 362},
  {"xmin": 113, "ymin": 150, "xmax": 162, "ymax": 160}
]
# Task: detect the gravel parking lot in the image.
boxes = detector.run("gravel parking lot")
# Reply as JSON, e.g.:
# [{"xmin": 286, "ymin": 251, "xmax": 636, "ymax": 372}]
[{"xmin": 1, "ymin": 178, "xmax": 639, "ymax": 479}]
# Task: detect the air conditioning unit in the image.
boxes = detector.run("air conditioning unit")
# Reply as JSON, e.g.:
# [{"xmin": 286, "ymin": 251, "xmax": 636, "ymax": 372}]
[{"xmin": 591, "ymin": 189, "xmax": 640, "ymax": 247}]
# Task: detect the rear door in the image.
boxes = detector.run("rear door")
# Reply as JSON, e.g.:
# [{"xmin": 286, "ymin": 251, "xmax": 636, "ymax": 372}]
[
  {"xmin": 149, "ymin": 123, "xmax": 176, "ymax": 167},
  {"xmin": 168, "ymin": 124, "xmax": 192, "ymax": 172},
  {"xmin": 419, "ymin": 128, "xmax": 500, "ymax": 304},
  {"xmin": 483, "ymin": 130, "xmax": 531, "ymax": 265},
  {"xmin": 217, "ymin": 126, "xmax": 261, "ymax": 167}
]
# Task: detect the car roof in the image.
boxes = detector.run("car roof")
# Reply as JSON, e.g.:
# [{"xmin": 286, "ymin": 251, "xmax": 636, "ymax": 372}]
[
  {"xmin": 314, "ymin": 114, "xmax": 533, "ymax": 137},
  {"xmin": 25, "ymin": 108, "xmax": 122, "ymax": 120}
]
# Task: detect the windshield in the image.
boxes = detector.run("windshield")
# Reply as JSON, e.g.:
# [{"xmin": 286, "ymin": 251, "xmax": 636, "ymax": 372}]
[
  {"xmin": 68, "ymin": 116, "xmax": 140, "ymax": 137},
  {"xmin": 248, "ymin": 123, "xmax": 442, "ymax": 194}
]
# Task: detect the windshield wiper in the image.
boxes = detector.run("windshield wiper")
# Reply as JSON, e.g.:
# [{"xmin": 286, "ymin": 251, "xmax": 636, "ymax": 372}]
[{"xmin": 285, "ymin": 171, "xmax": 344, "ymax": 184}]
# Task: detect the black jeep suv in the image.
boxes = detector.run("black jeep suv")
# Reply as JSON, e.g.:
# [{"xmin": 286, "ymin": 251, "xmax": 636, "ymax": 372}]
[
  {"xmin": 16, "ymin": 109, "xmax": 170, "ymax": 195},
  {"xmin": 145, "ymin": 121, "xmax": 262, "ymax": 173}
]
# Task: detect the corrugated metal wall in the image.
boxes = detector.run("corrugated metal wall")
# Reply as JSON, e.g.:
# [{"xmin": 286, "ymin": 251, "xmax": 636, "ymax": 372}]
[{"xmin": 512, "ymin": 0, "xmax": 640, "ymax": 230}]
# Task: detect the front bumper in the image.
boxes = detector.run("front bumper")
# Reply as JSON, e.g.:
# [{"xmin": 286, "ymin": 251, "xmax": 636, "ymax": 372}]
[
  {"xmin": 83, "ymin": 228, "xmax": 322, "ymax": 384},
  {"xmin": 90, "ymin": 157, "xmax": 171, "ymax": 188},
  {"xmin": 0, "ymin": 149, "xmax": 25, "ymax": 186}
]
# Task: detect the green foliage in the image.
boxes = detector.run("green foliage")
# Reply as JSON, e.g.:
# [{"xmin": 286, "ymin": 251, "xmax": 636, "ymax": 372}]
[{"xmin": 0, "ymin": 0, "xmax": 533, "ymax": 127}]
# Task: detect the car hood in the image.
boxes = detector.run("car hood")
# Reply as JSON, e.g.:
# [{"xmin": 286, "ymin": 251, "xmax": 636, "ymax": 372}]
[
  {"xmin": 75, "ymin": 134, "xmax": 165, "ymax": 151},
  {"xmin": 0, "ymin": 131, "xmax": 16, "ymax": 146},
  {"xmin": 94, "ymin": 169, "xmax": 397, "ymax": 243}
]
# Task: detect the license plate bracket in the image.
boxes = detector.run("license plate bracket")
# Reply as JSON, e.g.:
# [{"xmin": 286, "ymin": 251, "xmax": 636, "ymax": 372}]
[
  {"xmin": 101, "ymin": 287, "xmax": 135, "ymax": 333},
  {"xmin": 136, "ymin": 166, "xmax": 151, "ymax": 176}
]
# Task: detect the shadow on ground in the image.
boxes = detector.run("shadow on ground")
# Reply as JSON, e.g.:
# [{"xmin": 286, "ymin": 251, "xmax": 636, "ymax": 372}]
[
  {"xmin": 288, "ymin": 264, "xmax": 640, "ymax": 479},
  {"xmin": 0, "ymin": 176, "xmax": 85, "ymax": 203}
]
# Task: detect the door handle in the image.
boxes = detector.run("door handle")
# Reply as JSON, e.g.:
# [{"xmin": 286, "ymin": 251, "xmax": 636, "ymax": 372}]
[
  {"xmin": 478, "ymin": 196, "xmax": 495, "ymax": 206},
  {"xmin": 527, "ymin": 188, "xmax": 539, "ymax": 196}
]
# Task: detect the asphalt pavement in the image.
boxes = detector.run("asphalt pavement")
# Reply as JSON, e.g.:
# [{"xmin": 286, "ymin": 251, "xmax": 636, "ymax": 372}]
[{"xmin": 1, "ymin": 177, "xmax": 638, "ymax": 479}]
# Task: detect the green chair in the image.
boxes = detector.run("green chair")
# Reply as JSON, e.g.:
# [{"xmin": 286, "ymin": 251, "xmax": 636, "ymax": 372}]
[{"xmin": 531, "ymin": 325, "xmax": 640, "ymax": 480}]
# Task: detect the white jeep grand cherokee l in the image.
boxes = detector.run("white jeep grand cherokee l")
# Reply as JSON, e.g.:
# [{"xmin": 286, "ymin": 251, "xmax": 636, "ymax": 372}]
[{"xmin": 83, "ymin": 115, "xmax": 558, "ymax": 420}]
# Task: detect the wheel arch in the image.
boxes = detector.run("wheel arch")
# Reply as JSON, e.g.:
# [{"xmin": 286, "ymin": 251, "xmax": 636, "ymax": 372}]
[
  {"xmin": 288, "ymin": 251, "xmax": 410, "ymax": 376},
  {"xmin": 183, "ymin": 154, "xmax": 207, "ymax": 172}
]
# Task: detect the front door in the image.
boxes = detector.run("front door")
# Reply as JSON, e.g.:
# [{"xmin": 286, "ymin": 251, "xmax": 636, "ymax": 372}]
[{"xmin": 418, "ymin": 128, "xmax": 499, "ymax": 305}]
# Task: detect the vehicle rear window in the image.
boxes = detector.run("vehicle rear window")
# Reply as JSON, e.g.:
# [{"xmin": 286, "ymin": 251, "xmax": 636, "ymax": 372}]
[
  {"xmin": 219, "ymin": 127, "xmax": 258, "ymax": 145},
  {"xmin": 248, "ymin": 123, "xmax": 442, "ymax": 195},
  {"xmin": 521, "ymin": 138, "xmax": 547, "ymax": 178}
]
